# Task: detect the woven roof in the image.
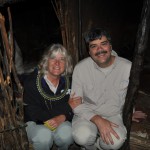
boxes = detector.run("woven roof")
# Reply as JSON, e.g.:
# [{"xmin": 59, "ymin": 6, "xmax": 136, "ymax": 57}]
[{"xmin": 0, "ymin": 0, "xmax": 24, "ymax": 6}]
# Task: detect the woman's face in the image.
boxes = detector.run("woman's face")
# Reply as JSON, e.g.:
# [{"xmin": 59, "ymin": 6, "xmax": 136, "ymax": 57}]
[{"xmin": 47, "ymin": 52, "xmax": 66, "ymax": 78}]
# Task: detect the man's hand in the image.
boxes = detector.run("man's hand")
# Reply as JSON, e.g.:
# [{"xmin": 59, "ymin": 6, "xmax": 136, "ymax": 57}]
[
  {"xmin": 68, "ymin": 93, "xmax": 82, "ymax": 109},
  {"xmin": 91, "ymin": 115, "xmax": 120, "ymax": 145},
  {"xmin": 132, "ymin": 111, "xmax": 147, "ymax": 122}
]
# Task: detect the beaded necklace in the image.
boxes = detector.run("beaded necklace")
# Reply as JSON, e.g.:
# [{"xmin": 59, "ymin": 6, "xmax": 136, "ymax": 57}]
[{"xmin": 36, "ymin": 73, "xmax": 70, "ymax": 101}]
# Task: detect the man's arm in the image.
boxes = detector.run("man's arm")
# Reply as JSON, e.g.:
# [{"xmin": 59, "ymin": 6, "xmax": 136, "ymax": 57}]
[{"xmin": 71, "ymin": 65, "xmax": 97, "ymax": 120}]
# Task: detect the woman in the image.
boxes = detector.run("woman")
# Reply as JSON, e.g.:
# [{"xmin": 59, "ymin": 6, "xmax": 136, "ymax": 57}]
[{"xmin": 23, "ymin": 44, "xmax": 81, "ymax": 150}]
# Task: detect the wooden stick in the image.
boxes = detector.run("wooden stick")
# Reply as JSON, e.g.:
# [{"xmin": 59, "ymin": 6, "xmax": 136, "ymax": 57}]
[{"xmin": 121, "ymin": 0, "xmax": 150, "ymax": 149}]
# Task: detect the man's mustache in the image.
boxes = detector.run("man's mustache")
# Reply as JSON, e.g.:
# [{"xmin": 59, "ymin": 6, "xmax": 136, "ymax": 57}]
[{"xmin": 95, "ymin": 50, "xmax": 107, "ymax": 56}]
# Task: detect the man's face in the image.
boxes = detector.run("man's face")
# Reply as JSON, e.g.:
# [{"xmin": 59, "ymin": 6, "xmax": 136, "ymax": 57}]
[{"xmin": 89, "ymin": 36, "xmax": 112, "ymax": 68}]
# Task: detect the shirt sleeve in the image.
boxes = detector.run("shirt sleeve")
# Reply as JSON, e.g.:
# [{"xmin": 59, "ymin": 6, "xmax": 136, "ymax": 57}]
[
  {"xmin": 71, "ymin": 65, "xmax": 96, "ymax": 121},
  {"xmin": 119, "ymin": 62, "xmax": 131, "ymax": 108}
]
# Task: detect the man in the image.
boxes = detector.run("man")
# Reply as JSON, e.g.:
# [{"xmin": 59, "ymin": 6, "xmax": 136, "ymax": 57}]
[{"xmin": 71, "ymin": 28, "xmax": 132, "ymax": 150}]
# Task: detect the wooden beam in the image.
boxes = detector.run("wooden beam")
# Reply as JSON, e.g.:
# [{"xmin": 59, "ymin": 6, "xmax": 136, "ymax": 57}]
[{"xmin": 121, "ymin": 0, "xmax": 150, "ymax": 149}]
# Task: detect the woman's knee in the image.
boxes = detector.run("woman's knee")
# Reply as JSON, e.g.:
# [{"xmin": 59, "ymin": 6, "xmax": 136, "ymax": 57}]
[
  {"xmin": 32, "ymin": 128, "xmax": 53, "ymax": 145},
  {"xmin": 26, "ymin": 122, "xmax": 53, "ymax": 149},
  {"xmin": 54, "ymin": 122, "xmax": 73, "ymax": 146}
]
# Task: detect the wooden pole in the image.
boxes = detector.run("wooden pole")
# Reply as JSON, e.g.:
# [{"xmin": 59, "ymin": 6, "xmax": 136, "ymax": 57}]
[
  {"xmin": 120, "ymin": 0, "xmax": 150, "ymax": 149},
  {"xmin": 0, "ymin": 9, "xmax": 29, "ymax": 150}
]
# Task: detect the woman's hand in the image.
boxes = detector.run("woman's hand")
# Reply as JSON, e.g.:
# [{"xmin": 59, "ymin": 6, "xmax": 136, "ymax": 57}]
[{"xmin": 45, "ymin": 115, "xmax": 66, "ymax": 130}]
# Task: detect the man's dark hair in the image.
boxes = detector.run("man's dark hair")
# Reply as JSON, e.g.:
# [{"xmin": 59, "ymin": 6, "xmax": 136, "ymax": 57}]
[{"xmin": 84, "ymin": 28, "xmax": 112, "ymax": 47}]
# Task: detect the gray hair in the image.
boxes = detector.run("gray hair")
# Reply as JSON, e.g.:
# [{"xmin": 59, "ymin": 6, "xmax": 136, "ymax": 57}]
[
  {"xmin": 39, "ymin": 44, "xmax": 73, "ymax": 75},
  {"xmin": 84, "ymin": 28, "xmax": 112, "ymax": 46}
]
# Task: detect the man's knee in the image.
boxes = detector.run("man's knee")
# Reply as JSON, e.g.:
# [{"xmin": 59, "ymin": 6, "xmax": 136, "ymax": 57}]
[
  {"xmin": 72, "ymin": 125, "xmax": 96, "ymax": 145},
  {"xmin": 100, "ymin": 136, "xmax": 126, "ymax": 150},
  {"xmin": 99, "ymin": 126, "xmax": 127, "ymax": 150}
]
